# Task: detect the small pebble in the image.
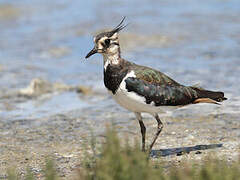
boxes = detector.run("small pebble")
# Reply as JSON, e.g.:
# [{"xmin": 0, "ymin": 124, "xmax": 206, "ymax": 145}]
[
  {"xmin": 176, "ymin": 151, "xmax": 183, "ymax": 156},
  {"xmin": 195, "ymin": 151, "xmax": 202, "ymax": 154}
]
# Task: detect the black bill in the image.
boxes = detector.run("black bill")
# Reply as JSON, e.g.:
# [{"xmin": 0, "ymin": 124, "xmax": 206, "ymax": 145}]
[{"xmin": 85, "ymin": 47, "xmax": 98, "ymax": 58}]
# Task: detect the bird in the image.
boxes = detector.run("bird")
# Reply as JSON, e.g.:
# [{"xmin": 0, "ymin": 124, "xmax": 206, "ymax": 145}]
[{"xmin": 85, "ymin": 17, "xmax": 227, "ymax": 153}]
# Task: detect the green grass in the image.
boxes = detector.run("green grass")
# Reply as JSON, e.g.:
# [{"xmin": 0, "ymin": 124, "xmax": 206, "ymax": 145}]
[{"xmin": 8, "ymin": 129, "xmax": 240, "ymax": 180}]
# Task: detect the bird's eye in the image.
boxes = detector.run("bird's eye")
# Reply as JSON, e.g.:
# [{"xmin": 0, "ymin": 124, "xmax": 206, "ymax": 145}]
[{"xmin": 104, "ymin": 39, "xmax": 110, "ymax": 46}]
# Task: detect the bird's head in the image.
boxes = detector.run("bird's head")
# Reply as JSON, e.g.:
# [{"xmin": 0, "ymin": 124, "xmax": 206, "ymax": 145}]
[{"xmin": 85, "ymin": 17, "xmax": 127, "ymax": 59}]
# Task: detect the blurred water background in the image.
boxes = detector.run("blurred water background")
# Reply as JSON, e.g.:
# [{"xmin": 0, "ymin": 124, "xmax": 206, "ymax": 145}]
[{"xmin": 0, "ymin": 0, "xmax": 239, "ymax": 123}]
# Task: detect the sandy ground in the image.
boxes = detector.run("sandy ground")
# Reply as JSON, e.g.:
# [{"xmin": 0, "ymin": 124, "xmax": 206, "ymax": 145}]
[{"xmin": 0, "ymin": 88, "xmax": 239, "ymax": 178}]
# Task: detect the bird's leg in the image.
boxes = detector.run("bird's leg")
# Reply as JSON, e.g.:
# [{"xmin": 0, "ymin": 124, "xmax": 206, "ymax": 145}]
[
  {"xmin": 149, "ymin": 114, "xmax": 163, "ymax": 153},
  {"xmin": 135, "ymin": 112, "xmax": 146, "ymax": 152},
  {"xmin": 139, "ymin": 120, "xmax": 146, "ymax": 152}
]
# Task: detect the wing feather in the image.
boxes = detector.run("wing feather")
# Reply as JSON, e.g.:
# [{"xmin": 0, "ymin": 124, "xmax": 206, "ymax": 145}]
[{"xmin": 125, "ymin": 77, "xmax": 198, "ymax": 106}]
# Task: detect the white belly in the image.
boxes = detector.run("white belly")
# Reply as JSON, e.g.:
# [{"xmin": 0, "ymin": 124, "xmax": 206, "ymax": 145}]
[{"xmin": 111, "ymin": 89, "xmax": 160, "ymax": 113}]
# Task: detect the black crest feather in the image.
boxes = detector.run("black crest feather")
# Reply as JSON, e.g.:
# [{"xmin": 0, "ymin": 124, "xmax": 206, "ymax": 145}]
[
  {"xmin": 95, "ymin": 17, "xmax": 128, "ymax": 42},
  {"xmin": 110, "ymin": 16, "xmax": 128, "ymax": 35}
]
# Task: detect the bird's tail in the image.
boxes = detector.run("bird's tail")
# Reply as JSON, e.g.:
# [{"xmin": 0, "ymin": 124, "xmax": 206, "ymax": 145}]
[{"xmin": 191, "ymin": 87, "xmax": 227, "ymax": 104}]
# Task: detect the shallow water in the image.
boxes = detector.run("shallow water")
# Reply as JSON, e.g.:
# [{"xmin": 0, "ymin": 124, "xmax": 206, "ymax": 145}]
[{"xmin": 0, "ymin": 0, "xmax": 240, "ymax": 121}]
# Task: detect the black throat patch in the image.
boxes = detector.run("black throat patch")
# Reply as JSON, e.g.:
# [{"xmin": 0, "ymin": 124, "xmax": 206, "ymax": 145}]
[{"xmin": 104, "ymin": 64, "xmax": 129, "ymax": 94}]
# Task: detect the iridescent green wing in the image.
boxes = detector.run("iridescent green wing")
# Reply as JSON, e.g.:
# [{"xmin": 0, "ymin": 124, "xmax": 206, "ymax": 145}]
[
  {"xmin": 132, "ymin": 64, "xmax": 181, "ymax": 86},
  {"xmin": 126, "ymin": 64, "xmax": 199, "ymax": 106}
]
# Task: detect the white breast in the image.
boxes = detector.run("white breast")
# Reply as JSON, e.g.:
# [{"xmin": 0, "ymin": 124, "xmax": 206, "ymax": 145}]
[{"xmin": 110, "ymin": 71, "xmax": 166, "ymax": 114}]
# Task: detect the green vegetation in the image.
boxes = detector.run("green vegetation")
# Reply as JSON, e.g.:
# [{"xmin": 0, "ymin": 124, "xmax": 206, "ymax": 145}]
[{"xmin": 7, "ymin": 129, "xmax": 240, "ymax": 180}]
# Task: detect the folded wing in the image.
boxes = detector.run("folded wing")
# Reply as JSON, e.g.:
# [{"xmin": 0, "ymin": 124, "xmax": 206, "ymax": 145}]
[{"xmin": 125, "ymin": 77, "xmax": 226, "ymax": 106}]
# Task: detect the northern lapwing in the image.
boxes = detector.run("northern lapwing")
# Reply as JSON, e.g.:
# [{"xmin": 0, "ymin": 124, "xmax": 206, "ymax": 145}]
[{"xmin": 85, "ymin": 17, "xmax": 227, "ymax": 152}]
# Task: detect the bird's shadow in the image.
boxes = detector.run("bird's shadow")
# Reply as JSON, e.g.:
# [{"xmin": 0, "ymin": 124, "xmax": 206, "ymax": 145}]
[{"xmin": 150, "ymin": 144, "xmax": 223, "ymax": 158}]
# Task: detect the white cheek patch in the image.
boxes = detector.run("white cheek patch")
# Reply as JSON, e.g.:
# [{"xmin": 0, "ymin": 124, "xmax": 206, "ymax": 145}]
[
  {"xmin": 98, "ymin": 44, "xmax": 103, "ymax": 50},
  {"xmin": 109, "ymin": 45, "xmax": 118, "ymax": 52}
]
